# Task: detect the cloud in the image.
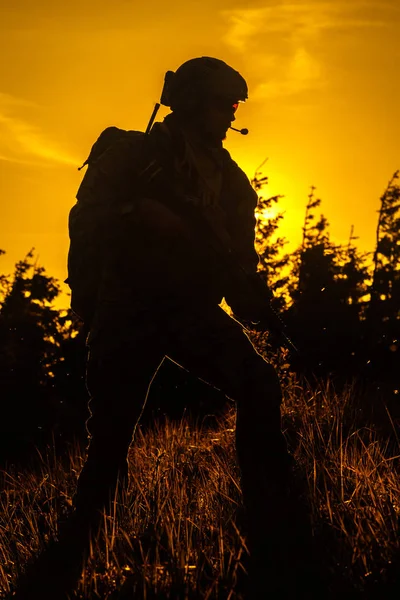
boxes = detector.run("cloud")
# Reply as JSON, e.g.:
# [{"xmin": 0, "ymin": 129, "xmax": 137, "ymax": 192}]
[
  {"xmin": 221, "ymin": 8, "xmax": 266, "ymax": 52},
  {"xmin": 0, "ymin": 92, "xmax": 39, "ymax": 108},
  {"xmin": 221, "ymin": 1, "xmax": 392, "ymax": 100},
  {"xmin": 252, "ymin": 46, "xmax": 322, "ymax": 100},
  {"xmin": 0, "ymin": 153, "xmax": 44, "ymax": 167},
  {"xmin": 0, "ymin": 93, "xmax": 79, "ymax": 167},
  {"xmin": 222, "ymin": 2, "xmax": 390, "ymax": 51}
]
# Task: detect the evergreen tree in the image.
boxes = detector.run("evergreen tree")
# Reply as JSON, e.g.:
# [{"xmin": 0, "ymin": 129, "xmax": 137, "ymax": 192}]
[
  {"xmin": 287, "ymin": 188, "xmax": 369, "ymax": 376},
  {"xmin": 0, "ymin": 249, "xmax": 84, "ymax": 462},
  {"xmin": 370, "ymin": 171, "xmax": 400, "ymax": 319},
  {"xmin": 366, "ymin": 171, "xmax": 400, "ymax": 376}
]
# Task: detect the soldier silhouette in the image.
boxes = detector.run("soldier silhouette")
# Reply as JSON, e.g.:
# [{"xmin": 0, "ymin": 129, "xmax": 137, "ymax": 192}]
[{"xmin": 13, "ymin": 57, "xmax": 295, "ymax": 599}]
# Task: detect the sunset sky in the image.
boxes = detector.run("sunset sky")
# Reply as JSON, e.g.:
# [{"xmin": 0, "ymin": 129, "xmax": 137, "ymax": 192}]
[{"xmin": 1, "ymin": 0, "xmax": 399, "ymax": 307}]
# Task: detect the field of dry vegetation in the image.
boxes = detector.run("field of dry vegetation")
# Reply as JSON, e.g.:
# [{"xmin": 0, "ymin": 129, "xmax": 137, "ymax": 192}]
[{"xmin": 1, "ymin": 377, "xmax": 399, "ymax": 599}]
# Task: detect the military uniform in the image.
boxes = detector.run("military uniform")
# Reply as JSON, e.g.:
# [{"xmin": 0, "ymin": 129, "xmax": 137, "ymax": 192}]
[{"xmin": 70, "ymin": 113, "xmax": 292, "ymax": 595}]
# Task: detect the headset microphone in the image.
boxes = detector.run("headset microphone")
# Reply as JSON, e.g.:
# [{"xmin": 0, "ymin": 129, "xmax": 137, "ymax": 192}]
[{"xmin": 230, "ymin": 126, "xmax": 249, "ymax": 135}]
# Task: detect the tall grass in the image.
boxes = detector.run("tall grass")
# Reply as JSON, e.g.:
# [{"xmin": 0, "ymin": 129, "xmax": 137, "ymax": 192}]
[
  {"xmin": 283, "ymin": 379, "xmax": 400, "ymax": 593},
  {"xmin": 1, "ymin": 379, "xmax": 399, "ymax": 598}
]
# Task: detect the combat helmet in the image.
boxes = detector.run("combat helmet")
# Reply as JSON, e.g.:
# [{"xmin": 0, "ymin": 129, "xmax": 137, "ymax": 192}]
[{"xmin": 164, "ymin": 57, "xmax": 248, "ymax": 114}]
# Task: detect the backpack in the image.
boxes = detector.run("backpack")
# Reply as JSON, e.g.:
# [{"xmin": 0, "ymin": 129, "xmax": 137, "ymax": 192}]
[{"xmin": 66, "ymin": 126, "xmax": 147, "ymax": 326}]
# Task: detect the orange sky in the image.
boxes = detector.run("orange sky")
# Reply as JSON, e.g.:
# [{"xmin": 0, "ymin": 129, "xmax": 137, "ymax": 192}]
[{"xmin": 1, "ymin": 0, "xmax": 399, "ymax": 308}]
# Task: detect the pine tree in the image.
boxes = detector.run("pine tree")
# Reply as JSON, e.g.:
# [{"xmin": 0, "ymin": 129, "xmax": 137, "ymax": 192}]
[
  {"xmin": 288, "ymin": 188, "xmax": 369, "ymax": 376},
  {"xmin": 0, "ymin": 249, "xmax": 83, "ymax": 462},
  {"xmin": 370, "ymin": 171, "xmax": 400, "ymax": 317},
  {"xmin": 366, "ymin": 171, "xmax": 400, "ymax": 377}
]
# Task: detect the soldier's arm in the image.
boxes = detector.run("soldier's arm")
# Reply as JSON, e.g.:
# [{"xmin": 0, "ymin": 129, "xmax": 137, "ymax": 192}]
[
  {"xmin": 233, "ymin": 175, "xmax": 259, "ymax": 275},
  {"xmin": 223, "ymin": 159, "xmax": 264, "ymax": 319},
  {"xmin": 224, "ymin": 158, "xmax": 259, "ymax": 274},
  {"xmin": 222, "ymin": 168, "xmax": 287, "ymax": 336}
]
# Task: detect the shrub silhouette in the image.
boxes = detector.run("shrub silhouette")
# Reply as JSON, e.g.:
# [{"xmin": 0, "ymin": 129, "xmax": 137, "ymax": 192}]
[{"xmin": 0, "ymin": 250, "xmax": 86, "ymax": 464}]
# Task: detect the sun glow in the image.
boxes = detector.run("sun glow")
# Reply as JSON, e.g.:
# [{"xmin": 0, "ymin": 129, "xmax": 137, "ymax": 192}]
[{"xmin": 0, "ymin": 0, "xmax": 398, "ymax": 302}]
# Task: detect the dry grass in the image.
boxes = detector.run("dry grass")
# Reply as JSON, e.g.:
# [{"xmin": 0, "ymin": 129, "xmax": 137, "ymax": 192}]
[
  {"xmin": 1, "ymin": 379, "xmax": 399, "ymax": 598},
  {"xmin": 283, "ymin": 379, "xmax": 400, "ymax": 591}
]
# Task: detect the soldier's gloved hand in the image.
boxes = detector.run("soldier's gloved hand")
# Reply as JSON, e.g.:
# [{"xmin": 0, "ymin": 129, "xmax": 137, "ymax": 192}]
[
  {"xmin": 248, "ymin": 311, "xmax": 285, "ymax": 344},
  {"xmin": 228, "ymin": 294, "xmax": 284, "ymax": 340}
]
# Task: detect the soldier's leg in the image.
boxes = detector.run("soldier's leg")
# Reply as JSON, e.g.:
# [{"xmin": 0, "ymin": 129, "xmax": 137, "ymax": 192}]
[
  {"xmin": 167, "ymin": 305, "xmax": 293, "ymax": 594},
  {"xmin": 168, "ymin": 304, "xmax": 290, "ymax": 480},
  {"xmin": 73, "ymin": 345, "xmax": 164, "ymax": 532},
  {"xmin": 11, "ymin": 345, "xmax": 164, "ymax": 600}
]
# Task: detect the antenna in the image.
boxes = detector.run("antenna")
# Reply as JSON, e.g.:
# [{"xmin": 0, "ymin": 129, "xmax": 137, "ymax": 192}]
[{"xmin": 145, "ymin": 71, "xmax": 175, "ymax": 135}]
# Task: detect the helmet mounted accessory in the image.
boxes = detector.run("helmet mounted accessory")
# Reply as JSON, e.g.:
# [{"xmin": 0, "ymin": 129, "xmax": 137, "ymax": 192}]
[
  {"xmin": 169, "ymin": 57, "xmax": 248, "ymax": 114},
  {"xmin": 145, "ymin": 70, "xmax": 175, "ymax": 134}
]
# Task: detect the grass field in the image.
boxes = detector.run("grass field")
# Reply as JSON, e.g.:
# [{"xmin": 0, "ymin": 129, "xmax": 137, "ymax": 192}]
[{"xmin": 1, "ymin": 377, "xmax": 399, "ymax": 599}]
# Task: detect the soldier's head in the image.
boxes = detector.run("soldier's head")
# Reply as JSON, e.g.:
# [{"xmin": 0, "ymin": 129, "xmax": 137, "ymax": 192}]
[{"xmin": 165, "ymin": 57, "xmax": 248, "ymax": 145}]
